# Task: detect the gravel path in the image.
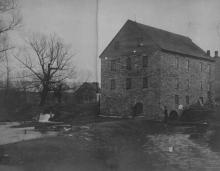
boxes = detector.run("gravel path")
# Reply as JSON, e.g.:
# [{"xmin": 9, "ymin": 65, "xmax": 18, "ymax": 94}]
[{"xmin": 144, "ymin": 133, "xmax": 220, "ymax": 171}]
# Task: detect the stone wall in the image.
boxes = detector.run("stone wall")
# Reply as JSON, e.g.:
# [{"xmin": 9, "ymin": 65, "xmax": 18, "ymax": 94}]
[
  {"xmin": 159, "ymin": 51, "xmax": 215, "ymax": 115},
  {"xmin": 214, "ymin": 57, "xmax": 220, "ymax": 101},
  {"xmin": 100, "ymin": 49, "xmax": 214, "ymax": 119},
  {"xmin": 100, "ymin": 50, "xmax": 161, "ymax": 118}
]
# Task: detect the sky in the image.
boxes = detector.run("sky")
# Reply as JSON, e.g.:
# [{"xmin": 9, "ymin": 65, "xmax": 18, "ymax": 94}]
[{"xmin": 11, "ymin": 0, "xmax": 220, "ymax": 82}]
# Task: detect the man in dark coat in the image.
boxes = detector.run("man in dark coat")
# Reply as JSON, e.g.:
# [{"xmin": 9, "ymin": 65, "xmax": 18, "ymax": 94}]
[{"xmin": 164, "ymin": 106, "xmax": 168, "ymax": 123}]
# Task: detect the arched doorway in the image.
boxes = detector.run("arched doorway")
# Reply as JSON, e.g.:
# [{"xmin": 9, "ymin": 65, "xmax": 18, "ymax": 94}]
[
  {"xmin": 169, "ymin": 110, "xmax": 178, "ymax": 121},
  {"xmin": 132, "ymin": 102, "xmax": 143, "ymax": 118}
]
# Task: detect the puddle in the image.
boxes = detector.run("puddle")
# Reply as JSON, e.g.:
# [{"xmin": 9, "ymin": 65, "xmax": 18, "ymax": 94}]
[{"xmin": 0, "ymin": 122, "xmax": 58, "ymax": 145}]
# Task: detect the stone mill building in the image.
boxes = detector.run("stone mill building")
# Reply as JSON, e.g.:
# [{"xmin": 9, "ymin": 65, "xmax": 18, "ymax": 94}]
[{"xmin": 99, "ymin": 20, "xmax": 215, "ymax": 119}]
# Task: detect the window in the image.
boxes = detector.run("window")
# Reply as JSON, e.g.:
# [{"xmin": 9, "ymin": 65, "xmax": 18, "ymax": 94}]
[
  {"xmin": 143, "ymin": 56, "xmax": 148, "ymax": 67},
  {"xmin": 175, "ymin": 78, "xmax": 179, "ymax": 89},
  {"xmin": 200, "ymin": 62, "xmax": 203, "ymax": 72},
  {"xmin": 207, "ymin": 64, "xmax": 211, "ymax": 74},
  {"xmin": 186, "ymin": 95, "xmax": 189, "ymax": 105},
  {"xmin": 110, "ymin": 60, "xmax": 116, "ymax": 71},
  {"xmin": 110, "ymin": 79, "xmax": 116, "ymax": 90},
  {"xmin": 126, "ymin": 57, "xmax": 132, "ymax": 70},
  {"xmin": 114, "ymin": 41, "xmax": 120, "ymax": 49},
  {"xmin": 186, "ymin": 59, "xmax": 189, "ymax": 71},
  {"xmin": 175, "ymin": 95, "xmax": 179, "ymax": 105},
  {"xmin": 174, "ymin": 57, "xmax": 179, "ymax": 69},
  {"xmin": 208, "ymin": 83, "xmax": 211, "ymax": 91},
  {"xmin": 200, "ymin": 97, "xmax": 204, "ymax": 104},
  {"xmin": 186, "ymin": 79, "xmax": 190, "ymax": 89},
  {"xmin": 143, "ymin": 77, "xmax": 148, "ymax": 88},
  {"xmin": 200, "ymin": 81, "xmax": 203, "ymax": 91},
  {"xmin": 126, "ymin": 78, "xmax": 132, "ymax": 89}
]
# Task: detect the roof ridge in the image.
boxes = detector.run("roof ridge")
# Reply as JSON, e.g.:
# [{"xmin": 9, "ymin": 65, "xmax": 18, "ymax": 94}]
[
  {"xmin": 127, "ymin": 19, "xmax": 191, "ymax": 41},
  {"xmin": 100, "ymin": 19, "xmax": 212, "ymax": 61}
]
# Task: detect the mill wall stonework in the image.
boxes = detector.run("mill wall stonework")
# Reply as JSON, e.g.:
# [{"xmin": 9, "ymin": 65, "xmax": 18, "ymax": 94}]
[
  {"xmin": 159, "ymin": 51, "xmax": 215, "ymax": 115},
  {"xmin": 100, "ymin": 50, "xmax": 161, "ymax": 119},
  {"xmin": 100, "ymin": 50, "xmax": 215, "ymax": 119}
]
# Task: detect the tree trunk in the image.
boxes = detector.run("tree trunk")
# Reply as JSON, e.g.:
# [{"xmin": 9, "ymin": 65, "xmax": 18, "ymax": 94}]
[
  {"xmin": 54, "ymin": 84, "xmax": 62, "ymax": 104},
  {"xmin": 39, "ymin": 86, "xmax": 48, "ymax": 106},
  {"xmin": 57, "ymin": 87, "xmax": 62, "ymax": 104},
  {"xmin": 4, "ymin": 51, "xmax": 10, "ymax": 107},
  {"xmin": 23, "ymin": 88, "xmax": 27, "ymax": 103}
]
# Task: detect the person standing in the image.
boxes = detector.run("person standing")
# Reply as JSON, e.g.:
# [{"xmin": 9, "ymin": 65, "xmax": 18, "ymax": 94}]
[
  {"xmin": 178, "ymin": 104, "xmax": 183, "ymax": 118},
  {"xmin": 164, "ymin": 106, "xmax": 168, "ymax": 123}
]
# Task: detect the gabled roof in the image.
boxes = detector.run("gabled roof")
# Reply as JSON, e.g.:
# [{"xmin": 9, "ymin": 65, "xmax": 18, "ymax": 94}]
[
  {"xmin": 100, "ymin": 20, "xmax": 214, "ymax": 61},
  {"xmin": 73, "ymin": 82, "xmax": 100, "ymax": 95}
]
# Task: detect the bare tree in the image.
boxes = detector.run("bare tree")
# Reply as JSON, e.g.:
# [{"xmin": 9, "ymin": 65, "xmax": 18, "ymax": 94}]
[
  {"xmin": 15, "ymin": 34, "xmax": 76, "ymax": 106},
  {"xmin": 0, "ymin": 0, "xmax": 21, "ymax": 85},
  {"xmin": 0, "ymin": 0, "xmax": 21, "ymax": 54}
]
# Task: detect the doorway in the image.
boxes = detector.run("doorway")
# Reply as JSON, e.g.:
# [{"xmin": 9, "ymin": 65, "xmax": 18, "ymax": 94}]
[{"xmin": 132, "ymin": 102, "xmax": 143, "ymax": 118}]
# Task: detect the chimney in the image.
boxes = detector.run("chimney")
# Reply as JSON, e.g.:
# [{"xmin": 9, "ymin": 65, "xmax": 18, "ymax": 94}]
[
  {"xmin": 207, "ymin": 50, "xmax": 210, "ymax": 56},
  {"xmin": 215, "ymin": 50, "xmax": 218, "ymax": 57}
]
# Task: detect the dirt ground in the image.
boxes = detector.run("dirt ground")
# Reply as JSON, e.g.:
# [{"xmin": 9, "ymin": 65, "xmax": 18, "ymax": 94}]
[{"xmin": 0, "ymin": 120, "xmax": 220, "ymax": 171}]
